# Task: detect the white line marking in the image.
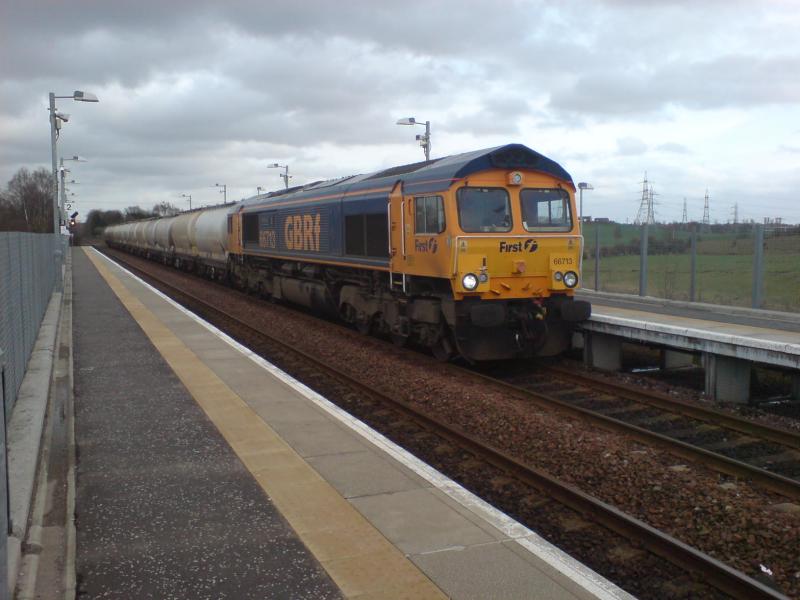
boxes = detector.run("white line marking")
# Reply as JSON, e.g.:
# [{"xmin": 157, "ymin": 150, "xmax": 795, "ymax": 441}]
[{"xmin": 91, "ymin": 248, "xmax": 634, "ymax": 600}]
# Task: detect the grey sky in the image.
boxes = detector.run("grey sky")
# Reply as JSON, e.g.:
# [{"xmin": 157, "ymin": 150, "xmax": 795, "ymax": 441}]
[{"xmin": 1, "ymin": 0, "xmax": 798, "ymax": 223}]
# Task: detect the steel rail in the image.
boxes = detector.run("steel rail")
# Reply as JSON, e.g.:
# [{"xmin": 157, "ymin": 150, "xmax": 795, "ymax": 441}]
[
  {"xmin": 461, "ymin": 366, "xmax": 800, "ymax": 501},
  {"xmin": 101, "ymin": 248, "xmax": 789, "ymax": 600},
  {"xmin": 544, "ymin": 365, "xmax": 800, "ymax": 452}
]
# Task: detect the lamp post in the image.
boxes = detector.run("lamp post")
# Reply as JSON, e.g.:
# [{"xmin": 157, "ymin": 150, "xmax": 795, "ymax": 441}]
[
  {"xmin": 215, "ymin": 183, "xmax": 227, "ymax": 203},
  {"xmin": 578, "ymin": 182, "xmax": 594, "ymax": 222},
  {"xmin": 48, "ymin": 91, "xmax": 98, "ymax": 234},
  {"xmin": 181, "ymin": 194, "xmax": 192, "ymax": 210},
  {"xmin": 396, "ymin": 117, "xmax": 431, "ymax": 161},
  {"xmin": 257, "ymin": 186, "xmax": 264, "ymax": 195},
  {"xmin": 268, "ymin": 163, "xmax": 291, "ymax": 189}
]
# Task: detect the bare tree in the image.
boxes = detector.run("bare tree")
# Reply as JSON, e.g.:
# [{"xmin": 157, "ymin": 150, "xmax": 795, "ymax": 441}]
[
  {"xmin": 85, "ymin": 209, "xmax": 124, "ymax": 237},
  {"xmin": 123, "ymin": 206, "xmax": 151, "ymax": 222},
  {"xmin": 0, "ymin": 188, "xmax": 27, "ymax": 231},
  {"xmin": 0, "ymin": 167, "xmax": 54, "ymax": 232}
]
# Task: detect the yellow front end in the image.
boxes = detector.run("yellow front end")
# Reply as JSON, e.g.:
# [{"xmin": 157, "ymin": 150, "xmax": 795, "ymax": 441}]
[
  {"xmin": 444, "ymin": 169, "xmax": 583, "ymax": 300},
  {"xmin": 453, "ymin": 234, "xmax": 582, "ymax": 299}
]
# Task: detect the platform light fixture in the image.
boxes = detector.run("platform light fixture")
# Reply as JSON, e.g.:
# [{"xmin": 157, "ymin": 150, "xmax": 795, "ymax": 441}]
[
  {"xmin": 396, "ymin": 116, "xmax": 431, "ymax": 161},
  {"xmin": 181, "ymin": 193, "xmax": 192, "ymax": 210},
  {"xmin": 268, "ymin": 163, "xmax": 291, "ymax": 189},
  {"xmin": 60, "ymin": 155, "xmax": 87, "ymax": 170},
  {"xmin": 72, "ymin": 91, "xmax": 99, "ymax": 103},
  {"xmin": 578, "ymin": 182, "xmax": 594, "ymax": 221}
]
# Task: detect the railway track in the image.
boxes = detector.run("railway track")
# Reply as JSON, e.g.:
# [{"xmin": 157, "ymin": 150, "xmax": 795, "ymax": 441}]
[
  {"xmin": 98, "ymin": 246, "xmax": 790, "ymax": 600},
  {"xmin": 477, "ymin": 364, "xmax": 800, "ymax": 501}
]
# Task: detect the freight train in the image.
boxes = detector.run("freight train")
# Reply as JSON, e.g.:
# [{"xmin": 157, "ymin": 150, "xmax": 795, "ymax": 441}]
[{"xmin": 105, "ymin": 144, "xmax": 590, "ymax": 361}]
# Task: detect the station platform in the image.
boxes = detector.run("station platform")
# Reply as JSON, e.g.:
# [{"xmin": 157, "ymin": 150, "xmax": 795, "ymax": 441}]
[
  {"xmin": 69, "ymin": 247, "xmax": 632, "ymax": 600},
  {"xmin": 577, "ymin": 290, "xmax": 800, "ymax": 403},
  {"xmin": 577, "ymin": 290, "xmax": 800, "ymax": 333}
]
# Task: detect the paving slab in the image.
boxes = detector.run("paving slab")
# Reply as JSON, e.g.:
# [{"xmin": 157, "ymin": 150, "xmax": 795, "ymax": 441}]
[
  {"xmin": 413, "ymin": 541, "xmax": 582, "ymax": 600},
  {"xmin": 271, "ymin": 419, "xmax": 370, "ymax": 457},
  {"xmin": 350, "ymin": 488, "xmax": 499, "ymax": 555},
  {"xmin": 307, "ymin": 450, "xmax": 423, "ymax": 499}
]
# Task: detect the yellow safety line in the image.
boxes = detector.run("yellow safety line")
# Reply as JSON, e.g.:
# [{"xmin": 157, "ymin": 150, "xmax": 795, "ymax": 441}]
[{"xmin": 83, "ymin": 249, "xmax": 446, "ymax": 600}]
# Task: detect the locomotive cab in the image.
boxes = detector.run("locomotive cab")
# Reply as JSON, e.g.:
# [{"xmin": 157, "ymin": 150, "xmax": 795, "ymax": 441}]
[{"xmin": 391, "ymin": 157, "xmax": 590, "ymax": 361}]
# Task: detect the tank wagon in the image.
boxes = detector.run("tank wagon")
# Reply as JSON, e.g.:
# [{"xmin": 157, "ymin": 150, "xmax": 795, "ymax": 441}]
[{"xmin": 106, "ymin": 144, "xmax": 590, "ymax": 361}]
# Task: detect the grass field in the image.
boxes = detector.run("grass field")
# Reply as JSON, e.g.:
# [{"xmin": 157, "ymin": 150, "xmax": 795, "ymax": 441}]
[{"xmin": 579, "ymin": 224, "xmax": 800, "ymax": 312}]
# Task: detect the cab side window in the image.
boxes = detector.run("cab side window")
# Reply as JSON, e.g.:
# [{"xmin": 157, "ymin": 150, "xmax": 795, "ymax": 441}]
[{"xmin": 414, "ymin": 196, "xmax": 445, "ymax": 234}]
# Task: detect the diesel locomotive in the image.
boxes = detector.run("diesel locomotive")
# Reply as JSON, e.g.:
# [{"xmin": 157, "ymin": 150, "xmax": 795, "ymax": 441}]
[{"xmin": 105, "ymin": 144, "xmax": 590, "ymax": 361}]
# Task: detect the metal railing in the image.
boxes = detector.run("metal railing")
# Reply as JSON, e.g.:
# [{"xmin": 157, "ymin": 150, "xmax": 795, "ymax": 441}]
[
  {"xmin": 582, "ymin": 222, "xmax": 800, "ymax": 311},
  {"xmin": 0, "ymin": 233, "xmax": 63, "ymax": 416}
]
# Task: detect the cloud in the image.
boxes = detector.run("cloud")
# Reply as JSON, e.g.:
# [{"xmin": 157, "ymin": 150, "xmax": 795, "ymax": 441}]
[
  {"xmin": 656, "ymin": 142, "xmax": 690, "ymax": 154},
  {"xmin": 1, "ymin": 0, "xmax": 800, "ymax": 223},
  {"xmin": 550, "ymin": 54, "xmax": 800, "ymax": 118},
  {"xmin": 616, "ymin": 137, "xmax": 648, "ymax": 156}
]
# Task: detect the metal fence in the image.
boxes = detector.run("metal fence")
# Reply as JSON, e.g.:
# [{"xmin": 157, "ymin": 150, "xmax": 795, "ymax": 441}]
[
  {"xmin": 0, "ymin": 233, "xmax": 61, "ymax": 418},
  {"xmin": 581, "ymin": 223, "xmax": 800, "ymax": 312}
]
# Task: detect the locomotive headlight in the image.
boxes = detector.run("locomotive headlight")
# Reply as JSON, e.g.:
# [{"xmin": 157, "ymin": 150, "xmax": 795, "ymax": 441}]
[
  {"xmin": 554, "ymin": 271, "xmax": 563, "ymax": 282},
  {"xmin": 563, "ymin": 271, "xmax": 579, "ymax": 288},
  {"xmin": 462, "ymin": 273, "xmax": 479, "ymax": 290}
]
